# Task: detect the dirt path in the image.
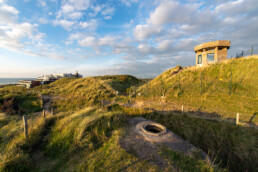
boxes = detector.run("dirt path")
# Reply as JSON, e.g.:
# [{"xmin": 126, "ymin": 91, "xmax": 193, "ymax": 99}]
[
  {"xmin": 30, "ymin": 117, "xmax": 57, "ymax": 171},
  {"xmin": 29, "ymin": 95, "xmax": 57, "ymax": 171},
  {"xmin": 41, "ymin": 95, "xmax": 52, "ymax": 112}
]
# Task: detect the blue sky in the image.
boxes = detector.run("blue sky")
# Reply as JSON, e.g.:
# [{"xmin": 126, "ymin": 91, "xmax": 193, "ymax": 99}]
[{"xmin": 0, "ymin": 0, "xmax": 257, "ymax": 78}]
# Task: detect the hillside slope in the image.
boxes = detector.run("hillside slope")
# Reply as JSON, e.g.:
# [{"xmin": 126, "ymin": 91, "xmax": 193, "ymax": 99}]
[
  {"xmin": 33, "ymin": 75, "xmax": 141, "ymax": 112},
  {"xmin": 136, "ymin": 56, "xmax": 258, "ymax": 123}
]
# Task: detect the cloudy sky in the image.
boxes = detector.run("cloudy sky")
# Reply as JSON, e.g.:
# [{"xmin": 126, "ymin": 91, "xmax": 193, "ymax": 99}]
[{"xmin": 0, "ymin": 0, "xmax": 257, "ymax": 78}]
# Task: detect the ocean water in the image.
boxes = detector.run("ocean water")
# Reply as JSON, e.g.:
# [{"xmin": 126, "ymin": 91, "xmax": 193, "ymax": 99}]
[{"xmin": 0, "ymin": 78, "xmax": 35, "ymax": 85}]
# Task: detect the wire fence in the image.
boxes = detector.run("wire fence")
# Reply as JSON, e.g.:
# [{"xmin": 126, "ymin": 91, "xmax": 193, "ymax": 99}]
[{"xmin": 233, "ymin": 46, "xmax": 257, "ymax": 58}]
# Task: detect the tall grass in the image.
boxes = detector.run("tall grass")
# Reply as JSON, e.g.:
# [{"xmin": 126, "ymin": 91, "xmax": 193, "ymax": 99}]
[
  {"xmin": 136, "ymin": 56, "xmax": 258, "ymax": 123},
  {"xmin": 122, "ymin": 106, "xmax": 258, "ymax": 172},
  {"xmin": 0, "ymin": 113, "xmax": 56, "ymax": 171},
  {"xmin": 0, "ymin": 86, "xmax": 42, "ymax": 115}
]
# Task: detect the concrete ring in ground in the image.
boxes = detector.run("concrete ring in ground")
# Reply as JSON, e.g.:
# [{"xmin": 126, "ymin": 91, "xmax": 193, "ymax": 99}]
[{"xmin": 140, "ymin": 121, "xmax": 167, "ymax": 136}]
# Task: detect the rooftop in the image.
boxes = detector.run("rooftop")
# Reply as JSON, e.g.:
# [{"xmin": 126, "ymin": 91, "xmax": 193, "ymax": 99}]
[{"xmin": 194, "ymin": 40, "xmax": 231, "ymax": 52}]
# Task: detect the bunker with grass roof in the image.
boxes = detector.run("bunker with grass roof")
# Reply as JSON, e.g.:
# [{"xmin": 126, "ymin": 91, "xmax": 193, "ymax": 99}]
[{"xmin": 194, "ymin": 40, "xmax": 231, "ymax": 67}]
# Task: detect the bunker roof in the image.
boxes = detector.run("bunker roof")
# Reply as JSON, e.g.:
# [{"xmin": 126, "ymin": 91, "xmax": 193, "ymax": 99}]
[{"xmin": 194, "ymin": 40, "xmax": 230, "ymax": 52}]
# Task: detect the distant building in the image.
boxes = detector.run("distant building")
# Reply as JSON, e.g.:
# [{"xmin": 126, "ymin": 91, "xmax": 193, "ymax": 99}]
[
  {"xmin": 194, "ymin": 40, "xmax": 231, "ymax": 67},
  {"xmin": 18, "ymin": 80, "xmax": 41, "ymax": 88},
  {"xmin": 36, "ymin": 72, "xmax": 83, "ymax": 83},
  {"xmin": 17, "ymin": 72, "xmax": 83, "ymax": 88}
]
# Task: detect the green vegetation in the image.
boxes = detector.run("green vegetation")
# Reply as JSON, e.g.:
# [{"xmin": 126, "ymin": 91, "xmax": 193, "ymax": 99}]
[
  {"xmin": 137, "ymin": 110, "xmax": 258, "ymax": 172},
  {"xmin": 0, "ymin": 113, "xmax": 56, "ymax": 171},
  {"xmin": 136, "ymin": 56, "xmax": 258, "ymax": 123},
  {"xmin": 1, "ymin": 57, "xmax": 257, "ymax": 171},
  {"xmin": 161, "ymin": 147, "xmax": 220, "ymax": 172},
  {"xmin": 0, "ymin": 86, "xmax": 42, "ymax": 114},
  {"xmin": 34, "ymin": 77, "xmax": 116, "ymax": 112},
  {"xmin": 93, "ymin": 75, "xmax": 142, "ymax": 94}
]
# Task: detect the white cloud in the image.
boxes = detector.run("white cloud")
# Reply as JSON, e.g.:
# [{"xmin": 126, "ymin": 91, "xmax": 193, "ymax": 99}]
[
  {"xmin": 53, "ymin": 19, "xmax": 74, "ymax": 30},
  {"xmin": 133, "ymin": 24, "xmax": 162, "ymax": 40},
  {"xmin": 68, "ymin": 11, "xmax": 83, "ymax": 19},
  {"xmin": 78, "ymin": 19, "xmax": 97, "ymax": 30},
  {"xmin": 57, "ymin": 0, "xmax": 91, "ymax": 19},
  {"xmin": 78, "ymin": 36, "xmax": 97, "ymax": 47},
  {"xmin": 121, "ymin": 0, "xmax": 138, "ymax": 7},
  {"xmin": 101, "ymin": 7, "xmax": 115, "ymax": 16},
  {"xmin": 0, "ymin": 4, "xmax": 19, "ymax": 24},
  {"xmin": 0, "ymin": 1, "xmax": 68, "ymax": 60}
]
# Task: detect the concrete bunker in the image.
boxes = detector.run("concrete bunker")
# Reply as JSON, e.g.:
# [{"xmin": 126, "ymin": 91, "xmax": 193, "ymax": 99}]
[
  {"xmin": 122, "ymin": 117, "xmax": 210, "ymax": 162},
  {"xmin": 194, "ymin": 40, "xmax": 231, "ymax": 68}
]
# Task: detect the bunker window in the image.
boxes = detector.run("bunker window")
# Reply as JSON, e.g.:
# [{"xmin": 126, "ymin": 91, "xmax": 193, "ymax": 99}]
[
  {"xmin": 198, "ymin": 54, "xmax": 202, "ymax": 64},
  {"xmin": 207, "ymin": 53, "xmax": 214, "ymax": 61}
]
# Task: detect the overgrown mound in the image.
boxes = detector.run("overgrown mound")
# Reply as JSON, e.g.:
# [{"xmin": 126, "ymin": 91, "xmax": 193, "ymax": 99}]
[
  {"xmin": 137, "ymin": 56, "xmax": 258, "ymax": 123},
  {"xmin": 93, "ymin": 75, "xmax": 141, "ymax": 94},
  {"xmin": 34, "ymin": 77, "xmax": 117, "ymax": 112},
  {"xmin": 0, "ymin": 86, "xmax": 42, "ymax": 115}
]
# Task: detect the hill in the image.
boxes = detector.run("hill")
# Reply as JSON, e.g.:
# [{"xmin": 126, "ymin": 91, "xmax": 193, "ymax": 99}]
[
  {"xmin": 1, "ymin": 61, "xmax": 257, "ymax": 172},
  {"xmin": 136, "ymin": 56, "xmax": 258, "ymax": 124}
]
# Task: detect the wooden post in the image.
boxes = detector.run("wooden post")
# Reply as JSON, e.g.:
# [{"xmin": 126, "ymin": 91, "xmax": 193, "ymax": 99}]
[
  {"xmin": 23, "ymin": 115, "xmax": 28, "ymax": 139},
  {"xmin": 181, "ymin": 105, "xmax": 184, "ymax": 115},
  {"xmin": 236, "ymin": 113, "xmax": 239, "ymax": 125},
  {"xmin": 42, "ymin": 109, "xmax": 45, "ymax": 118},
  {"xmin": 51, "ymin": 108, "xmax": 54, "ymax": 116}
]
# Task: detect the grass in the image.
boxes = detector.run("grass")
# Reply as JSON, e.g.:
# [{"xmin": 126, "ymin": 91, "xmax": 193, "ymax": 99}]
[
  {"xmin": 0, "ymin": 113, "xmax": 56, "ymax": 171},
  {"xmin": 33, "ymin": 77, "xmax": 116, "ymax": 112},
  {"xmin": 122, "ymin": 106, "xmax": 258, "ymax": 172},
  {"xmin": 161, "ymin": 147, "xmax": 221, "ymax": 172},
  {"xmin": 93, "ymin": 75, "xmax": 142, "ymax": 94},
  {"xmin": 35, "ymin": 108, "xmax": 161, "ymax": 171},
  {"xmin": 136, "ymin": 56, "xmax": 258, "ymax": 123},
  {"xmin": 1, "ymin": 57, "xmax": 257, "ymax": 171},
  {"xmin": 0, "ymin": 86, "xmax": 42, "ymax": 115},
  {"xmin": 32, "ymin": 75, "xmax": 143, "ymax": 113}
]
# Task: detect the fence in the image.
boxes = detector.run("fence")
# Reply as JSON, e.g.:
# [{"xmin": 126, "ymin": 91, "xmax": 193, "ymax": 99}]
[{"xmin": 233, "ymin": 46, "xmax": 257, "ymax": 58}]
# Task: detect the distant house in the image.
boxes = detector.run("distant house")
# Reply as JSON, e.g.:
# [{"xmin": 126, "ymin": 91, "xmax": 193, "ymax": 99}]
[{"xmin": 194, "ymin": 40, "xmax": 231, "ymax": 67}]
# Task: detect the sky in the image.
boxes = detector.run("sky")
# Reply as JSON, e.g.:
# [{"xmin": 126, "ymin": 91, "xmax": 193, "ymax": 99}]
[{"xmin": 0, "ymin": 0, "xmax": 257, "ymax": 78}]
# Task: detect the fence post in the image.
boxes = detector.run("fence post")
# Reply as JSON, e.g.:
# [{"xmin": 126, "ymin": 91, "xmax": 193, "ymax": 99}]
[
  {"xmin": 181, "ymin": 105, "xmax": 184, "ymax": 115},
  {"xmin": 42, "ymin": 109, "xmax": 45, "ymax": 118},
  {"xmin": 200, "ymin": 72, "xmax": 203, "ymax": 94},
  {"xmin": 23, "ymin": 115, "xmax": 28, "ymax": 139},
  {"xmin": 178, "ymin": 72, "xmax": 181, "ymax": 91},
  {"xmin": 251, "ymin": 46, "xmax": 253, "ymax": 55},
  {"xmin": 51, "ymin": 108, "xmax": 54, "ymax": 116},
  {"xmin": 229, "ymin": 71, "xmax": 232, "ymax": 95},
  {"xmin": 236, "ymin": 113, "xmax": 239, "ymax": 125}
]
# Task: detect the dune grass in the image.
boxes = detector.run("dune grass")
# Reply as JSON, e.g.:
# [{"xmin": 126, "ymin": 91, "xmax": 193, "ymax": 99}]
[
  {"xmin": 0, "ymin": 113, "xmax": 56, "ymax": 171},
  {"xmin": 33, "ymin": 77, "xmax": 116, "ymax": 112},
  {"xmin": 93, "ymin": 75, "xmax": 141, "ymax": 94},
  {"xmin": 122, "ymin": 106, "xmax": 258, "ymax": 172},
  {"xmin": 0, "ymin": 86, "xmax": 42, "ymax": 115},
  {"xmin": 136, "ymin": 56, "xmax": 258, "ymax": 123},
  {"xmin": 35, "ymin": 108, "xmax": 161, "ymax": 171}
]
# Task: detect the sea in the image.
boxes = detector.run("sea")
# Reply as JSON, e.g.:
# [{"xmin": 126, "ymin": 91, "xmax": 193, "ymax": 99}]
[{"xmin": 0, "ymin": 78, "xmax": 35, "ymax": 85}]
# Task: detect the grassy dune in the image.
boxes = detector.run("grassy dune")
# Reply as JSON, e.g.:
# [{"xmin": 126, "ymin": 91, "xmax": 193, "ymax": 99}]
[
  {"xmin": 136, "ymin": 56, "xmax": 258, "ymax": 123},
  {"xmin": 1, "ymin": 58, "xmax": 257, "ymax": 171},
  {"xmin": 33, "ymin": 75, "xmax": 141, "ymax": 112},
  {"xmin": 0, "ymin": 86, "xmax": 42, "ymax": 115},
  {"xmin": 123, "ymin": 107, "xmax": 258, "ymax": 172}
]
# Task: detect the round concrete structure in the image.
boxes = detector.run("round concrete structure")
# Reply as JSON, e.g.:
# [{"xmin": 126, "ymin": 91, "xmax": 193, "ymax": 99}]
[{"xmin": 140, "ymin": 122, "xmax": 167, "ymax": 136}]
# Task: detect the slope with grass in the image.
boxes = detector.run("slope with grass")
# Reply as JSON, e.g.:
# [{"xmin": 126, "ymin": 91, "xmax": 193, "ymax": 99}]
[
  {"xmin": 33, "ymin": 75, "xmax": 142, "ymax": 113},
  {"xmin": 0, "ymin": 86, "xmax": 42, "ymax": 115},
  {"xmin": 136, "ymin": 56, "xmax": 258, "ymax": 123},
  {"xmin": 0, "ymin": 107, "xmax": 218, "ymax": 171},
  {"xmin": 122, "ymin": 106, "xmax": 258, "ymax": 172}
]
